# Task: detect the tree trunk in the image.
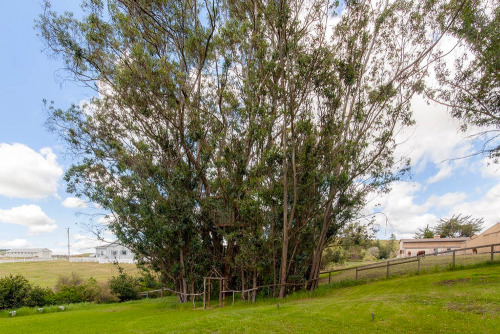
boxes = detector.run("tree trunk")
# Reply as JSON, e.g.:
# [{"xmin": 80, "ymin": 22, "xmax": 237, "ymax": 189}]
[
  {"xmin": 308, "ymin": 197, "xmax": 335, "ymax": 290},
  {"xmin": 278, "ymin": 0, "xmax": 289, "ymax": 298},
  {"xmin": 241, "ymin": 268, "xmax": 246, "ymax": 301},
  {"xmin": 252, "ymin": 268, "xmax": 257, "ymax": 302},
  {"xmin": 179, "ymin": 247, "xmax": 188, "ymax": 303}
]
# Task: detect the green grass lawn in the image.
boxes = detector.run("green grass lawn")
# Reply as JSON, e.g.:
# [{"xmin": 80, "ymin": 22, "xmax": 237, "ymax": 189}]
[
  {"xmin": 0, "ymin": 260, "xmax": 139, "ymax": 288},
  {"xmin": 1, "ymin": 263, "xmax": 498, "ymax": 333}
]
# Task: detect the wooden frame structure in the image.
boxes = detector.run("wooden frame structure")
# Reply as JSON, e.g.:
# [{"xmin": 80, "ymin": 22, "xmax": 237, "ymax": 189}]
[{"xmin": 203, "ymin": 276, "xmax": 227, "ymax": 309}]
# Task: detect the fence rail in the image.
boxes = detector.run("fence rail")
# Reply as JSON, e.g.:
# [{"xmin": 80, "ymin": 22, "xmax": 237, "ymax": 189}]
[
  {"xmin": 69, "ymin": 257, "xmax": 99, "ymax": 263},
  {"xmin": 0, "ymin": 257, "xmax": 59, "ymax": 264},
  {"xmin": 320, "ymin": 242, "xmax": 500, "ymax": 283},
  {"xmin": 136, "ymin": 242, "xmax": 500, "ymax": 309}
]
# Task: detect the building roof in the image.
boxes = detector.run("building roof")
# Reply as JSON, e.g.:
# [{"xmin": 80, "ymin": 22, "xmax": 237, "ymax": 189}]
[
  {"xmin": 6, "ymin": 248, "xmax": 51, "ymax": 252},
  {"xmin": 95, "ymin": 241, "xmax": 124, "ymax": 249},
  {"xmin": 482, "ymin": 223, "xmax": 500, "ymax": 235},
  {"xmin": 400, "ymin": 237, "xmax": 469, "ymax": 243}
]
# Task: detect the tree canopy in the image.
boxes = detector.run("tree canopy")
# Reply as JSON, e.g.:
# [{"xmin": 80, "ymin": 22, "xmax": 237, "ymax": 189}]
[
  {"xmin": 430, "ymin": 0, "xmax": 500, "ymax": 160},
  {"xmin": 414, "ymin": 224, "xmax": 435, "ymax": 239},
  {"xmin": 37, "ymin": 0, "xmax": 488, "ymax": 300},
  {"xmin": 434, "ymin": 214, "xmax": 484, "ymax": 238}
]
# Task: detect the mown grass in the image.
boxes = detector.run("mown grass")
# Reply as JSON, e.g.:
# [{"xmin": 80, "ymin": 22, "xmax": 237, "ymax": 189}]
[
  {"xmin": 1, "ymin": 263, "xmax": 498, "ymax": 333},
  {"xmin": 0, "ymin": 260, "xmax": 139, "ymax": 287}
]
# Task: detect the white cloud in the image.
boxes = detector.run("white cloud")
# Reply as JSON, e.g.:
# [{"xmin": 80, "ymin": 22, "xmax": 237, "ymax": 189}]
[
  {"xmin": 450, "ymin": 182, "xmax": 500, "ymax": 232},
  {"xmin": 0, "ymin": 143, "xmax": 63, "ymax": 199},
  {"xmin": 427, "ymin": 163, "xmax": 453, "ymax": 184},
  {"xmin": 72, "ymin": 234, "xmax": 111, "ymax": 253},
  {"xmin": 395, "ymin": 97, "xmax": 476, "ymax": 178},
  {"xmin": 97, "ymin": 215, "xmax": 115, "ymax": 225},
  {"xmin": 62, "ymin": 197, "xmax": 88, "ymax": 209},
  {"xmin": 369, "ymin": 183, "xmax": 470, "ymax": 238},
  {"xmin": 371, "ymin": 178, "xmax": 500, "ymax": 238},
  {"xmin": 424, "ymin": 192, "xmax": 467, "ymax": 209},
  {"xmin": 0, "ymin": 205, "xmax": 57, "ymax": 235},
  {"xmin": 481, "ymin": 158, "xmax": 500, "ymax": 180},
  {"xmin": 368, "ymin": 182, "xmax": 436, "ymax": 237},
  {"xmin": 0, "ymin": 239, "xmax": 33, "ymax": 249}
]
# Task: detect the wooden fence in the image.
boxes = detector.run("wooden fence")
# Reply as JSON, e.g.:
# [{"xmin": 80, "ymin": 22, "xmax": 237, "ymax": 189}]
[
  {"xmin": 138, "ymin": 242, "xmax": 500, "ymax": 309},
  {"xmin": 320, "ymin": 242, "xmax": 500, "ymax": 283}
]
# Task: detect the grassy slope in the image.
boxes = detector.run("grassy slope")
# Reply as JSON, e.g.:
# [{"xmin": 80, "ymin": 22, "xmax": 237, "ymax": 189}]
[
  {"xmin": 1, "ymin": 263, "xmax": 498, "ymax": 333},
  {"xmin": 0, "ymin": 261, "xmax": 139, "ymax": 288},
  {"xmin": 324, "ymin": 253, "xmax": 494, "ymax": 282}
]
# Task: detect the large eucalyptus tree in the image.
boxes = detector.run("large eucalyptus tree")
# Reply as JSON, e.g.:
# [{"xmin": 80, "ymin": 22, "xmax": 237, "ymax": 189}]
[{"xmin": 39, "ymin": 0, "xmax": 478, "ymax": 299}]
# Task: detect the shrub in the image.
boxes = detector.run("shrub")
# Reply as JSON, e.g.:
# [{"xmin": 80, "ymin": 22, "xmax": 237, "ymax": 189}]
[
  {"xmin": 53, "ymin": 273, "xmax": 88, "ymax": 304},
  {"xmin": 345, "ymin": 246, "xmax": 364, "ymax": 261},
  {"xmin": 54, "ymin": 272, "xmax": 83, "ymax": 292},
  {"xmin": 367, "ymin": 247, "xmax": 380, "ymax": 259},
  {"xmin": 53, "ymin": 285, "xmax": 87, "ymax": 304},
  {"xmin": 321, "ymin": 247, "xmax": 345, "ymax": 269},
  {"xmin": 109, "ymin": 273, "xmax": 139, "ymax": 302},
  {"xmin": 83, "ymin": 278, "xmax": 119, "ymax": 303},
  {"xmin": 138, "ymin": 271, "xmax": 162, "ymax": 290},
  {"xmin": 0, "ymin": 275, "xmax": 32, "ymax": 309},
  {"xmin": 24, "ymin": 285, "xmax": 53, "ymax": 307}
]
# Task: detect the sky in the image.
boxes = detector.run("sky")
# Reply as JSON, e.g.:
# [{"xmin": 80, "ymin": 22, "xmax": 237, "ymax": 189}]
[{"xmin": 0, "ymin": 1, "xmax": 498, "ymax": 255}]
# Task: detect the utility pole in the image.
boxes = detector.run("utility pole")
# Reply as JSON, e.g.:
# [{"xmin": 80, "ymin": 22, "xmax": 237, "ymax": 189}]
[{"xmin": 67, "ymin": 228, "xmax": 70, "ymax": 260}]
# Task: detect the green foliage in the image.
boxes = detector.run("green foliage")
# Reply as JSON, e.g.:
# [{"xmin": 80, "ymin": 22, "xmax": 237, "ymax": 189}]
[
  {"xmin": 0, "ymin": 265, "xmax": 498, "ymax": 333},
  {"xmin": 81, "ymin": 278, "xmax": 118, "ymax": 304},
  {"xmin": 0, "ymin": 275, "xmax": 55, "ymax": 309},
  {"xmin": 53, "ymin": 273, "xmax": 119, "ymax": 304},
  {"xmin": 0, "ymin": 272, "xmax": 124, "ymax": 310},
  {"xmin": 24, "ymin": 286, "xmax": 53, "ymax": 308},
  {"xmin": 108, "ymin": 272, "xmax": 139, "ymax": 302},
  {"xmin": 415, "ymin": 224, "xmax": 435, "ymax": 239},
  {"xmin": 431, "ymin": 0, "xmax": 500, "ymax": 160},
  {"xmin": 54, "ymin": 272, "xmax": 83, "ymax": 292},
  {"xmin": 0, "ymin": 275, "xmax": 32, "ymax": 309},
  {"xmin": 37, "ymin": 0, "xmax": 489, "ymax": 298},
  {"xmin": 434, "ymin": 214, "xmax": 484, "ymax": 238},
  {"xmin": 340, "ymin": 222, "xmax": 375, "ymax": 248},
  {"xmin": 321, "ymin": 247, "xmax": 345, "ymax": 269},
  {"xmin": 138, "ymin": 271, "xmax": 162, "ymax": 290}
]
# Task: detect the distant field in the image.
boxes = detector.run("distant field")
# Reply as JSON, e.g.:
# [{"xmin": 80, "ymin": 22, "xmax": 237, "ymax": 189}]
[
  {"xmin": 0, "ymin": 260, "xmax": 140, "ymax": 288},
  {"xmin": 0, "ymin": 263, "xmax": 498, "ymax": 333}
]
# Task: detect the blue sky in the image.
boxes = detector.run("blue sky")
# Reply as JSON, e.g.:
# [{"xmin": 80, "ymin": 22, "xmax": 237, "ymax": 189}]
[{"xmin": 0, "ymin": 1, "xmax": 498, "ymax": 254}]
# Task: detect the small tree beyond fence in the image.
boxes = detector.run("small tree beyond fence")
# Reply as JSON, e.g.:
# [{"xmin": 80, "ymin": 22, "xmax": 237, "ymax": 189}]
[{"xmin": 139, "ymin": 243, "xmax": 500, "ymax": 309}]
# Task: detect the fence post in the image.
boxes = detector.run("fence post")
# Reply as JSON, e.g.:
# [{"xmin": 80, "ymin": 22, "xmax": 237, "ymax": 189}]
[
  {"xmin": 328, "ymin": 272, "xmax": 331, "ymax": 284},
  {"xmin": 417, "ymin": 257, "xmax": 421, "ymax": 274},
  {"xmin": 355, "ymin": 267, "xmax": 358, "ymax": 280},
  {"xmin": 492, "ymin": 246, "xmax": 494, "ymax": 262},
  {"xmin": 452, "ymin": 251, "xmax": 456, "ymax": 267},
  {"xmin": 386, "ymin": 261, "xmax": 390, "ymax": 278},
  {"xmin": 203, "ymin": 278, "xmax": 206, "ymax": 310},
  {"xmin": 219, "ymin": 279, "xmax": 222, "ymax": 308}
]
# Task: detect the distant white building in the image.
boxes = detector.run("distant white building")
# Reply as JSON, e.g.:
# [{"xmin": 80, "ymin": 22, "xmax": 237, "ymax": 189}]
[
  {"xmin": 397, "ymin": 236, "xmax": 469, "ymax": 258},
  {"xmin": 5, "ymin": 248, "xmax": 52, "ymax": 259},
  {"xmin": 95, "ymin": 241, "xmax": 135, "ymax": 263}
]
